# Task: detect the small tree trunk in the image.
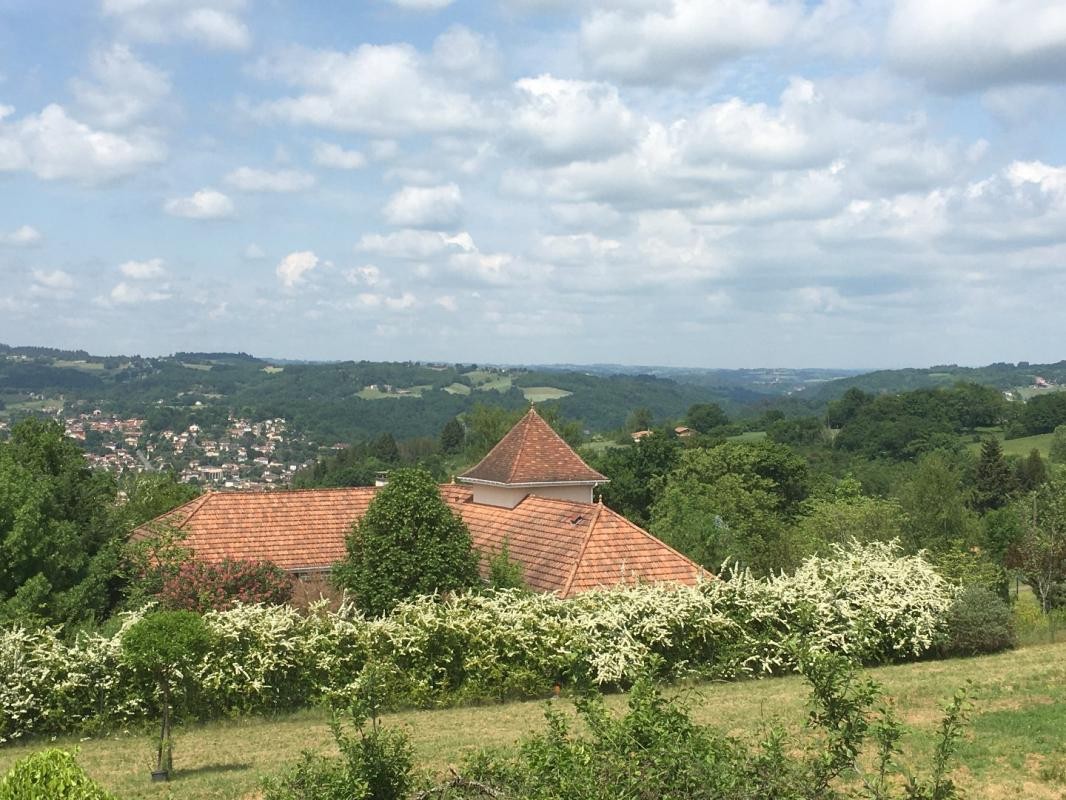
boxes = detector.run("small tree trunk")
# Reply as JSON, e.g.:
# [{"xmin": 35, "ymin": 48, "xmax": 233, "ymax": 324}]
[{"xmin": 161, "ymin": 680, "xmax": 172, "ymax": 773}]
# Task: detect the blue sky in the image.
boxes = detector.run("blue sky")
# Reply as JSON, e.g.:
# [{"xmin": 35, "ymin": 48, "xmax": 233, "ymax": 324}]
[{"xmin": 2, "ymin": 0, "xmax": 1066, "ymax": 368}]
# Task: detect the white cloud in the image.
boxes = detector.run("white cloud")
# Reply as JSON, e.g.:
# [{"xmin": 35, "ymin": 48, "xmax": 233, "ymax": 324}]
[
  {"xmin": 225, "ymin": 166, "xmax": 315, "ymax": 192},
  {"xmin": 581, "ymin": 0, "xmax": 804, "ymax": 84},
  {"xmin": 276, "ymin": 250, "xmax": 319, "ymax": 288},
  {"xmin": 31, "ymin": 269, "xmax": 75, "ymax": 297},
  {"xmin": 371, "ymin": 140, "xmax": 400, "ymax": 160},
  {"xmin": 254, "ymin": 43, "xmax": 483, "ymax": 135},
  {"xmin": 432, "ymin": 25, "xmax": 501, "ymax": 83},
  {"xmin": 356, "ymin": 229, "xmax": 474, "ymax": 259},
  {"xmin": 0, "ymin": 104, "xmax": 165, "ymax": 183},
  {"xmin": 119, "ymin": 257, "xmax": 166, "ymax": 279},
  {"xmin": 385, "ymin": 291, "xmax": 417, "ymax": 310},
  {"xmin": 243, "ymin": 243, "xmax": 266, "ymax": 260},
  {"xmin": 386, "ymin": 0, "xmax": 454, "ymax": 7},
  {"xmin": 109, "ymin": 281, "xmax": 171, "ymax": 304},
  {"xmin": 510, "ymin": 75, "xmax": 640, "ymax": 164},
  {"xmin": 435, "ymin": 295, "xmax": 457, "ymax": 311},
  {"xmin": 70, "ymin": 44, "xmax": 170, "ymax": 128},
  {"xmin": 102, "ymin": 0, "xmax": 251, "ymax": 50},
  {"xmin": 383, "ymin": 184, "xmax": 463, "ymax": 228},
  {"xmin": 0, "ymin": 225, "xmax": 42, "ymax": 246},
  {"xmin": 311, "ymin": 142, "xmax": 366, "ymax": 170},
  {"xmin": 887, "ymin": 0, "xmax": 1066, "ymax": 92},
  {"xmin": 345, "ymin": 264, "xmax": 382, "ymax": 286},
  {"xmin": 164, "ymin": 188, "xmax": 235, "ymax": 219}
]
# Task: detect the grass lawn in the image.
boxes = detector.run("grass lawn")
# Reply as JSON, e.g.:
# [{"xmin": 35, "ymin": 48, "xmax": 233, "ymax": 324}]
[
  {"xmin": 2, "ymin": 642, "xmax": 1064, "ymax": 800},
  {"xmin": 443, "ymin": 382, "xmax": 472, "ymax": 395},
  {"xmin": 356, "ymin": 385, "xmax": 429, "ymax": 400},
  {"xmin": 520, "ymin": 386, "xmax": 572, "ymax": 402},
  {"xmin": 966, "ymin": 429, "xmax": 1054, "ymax": 458}
]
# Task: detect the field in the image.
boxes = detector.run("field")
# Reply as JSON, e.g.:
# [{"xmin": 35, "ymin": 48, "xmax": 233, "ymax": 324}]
[
  {"xmin": 1, "ymin": 642, "xmax": 1063, "ymax": 800},
  {"xmin": 443, "ymin": 382, "xmax": 471, "ymax": 395},
  {"xmin": 462, "ymin": 370, "xmax": 513, "ymax": 392},
  {"xmin": 356, "ymin": 385, "xmax": 430, "ymax": 400},
  {"xmin": 728, "ymin": 430, "xmax": 768, "ymax": 442},
  {"xmin": 967, "ymin": 429, "xmax": 1054, "ymax": 458},
  {"xmin": 520, "ymin": 386, "xmax": 572, "ymax": 402}
]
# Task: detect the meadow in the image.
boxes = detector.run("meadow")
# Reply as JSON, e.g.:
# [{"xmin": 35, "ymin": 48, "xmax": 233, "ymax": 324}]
[{"xmin": 1, "ymin": 641, "xmax": 1062, "ymax": 800}]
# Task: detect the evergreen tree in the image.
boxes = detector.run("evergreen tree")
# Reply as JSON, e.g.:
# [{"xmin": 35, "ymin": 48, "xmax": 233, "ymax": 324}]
[
  {"xmin": 439, "ymin": 417, "xmax": 465, "ymax": 455},
  {"xmin": 685, "ymin": 403, "xmax": 729, "ymax": 434},
  {"xmin": 972, "ymin": 438, "xmax": 1015, "ymax": 512},
  {"xmin": 332, "ymin": 468, "xmax": 479, "ymax": 615},
  {"xmin": 1015, "ymin": 449, "xmax": 1048, "ymax": 493},
  {"xmin": 370, "ymin": 433, "xmax": 400, "ymax": 464}
]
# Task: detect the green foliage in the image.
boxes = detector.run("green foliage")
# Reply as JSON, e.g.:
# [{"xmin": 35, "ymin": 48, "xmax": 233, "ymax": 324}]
[
  {"xmin": 121, "ymin": 609, "xmax": 214, "ymax": 774},
  {"xmin": 333, "ymin": 468, "xmax": 480, "ymax": 615},
  {"xmin": 0, "ymin": 749, "xmax": 116, "ymax": 800},
  {"xmin": 649, "ymin": 440, "xmax": 810, "ymax": 573},
  {"xmin": 0, "ymin": 418, "xmax": 122, "ymax": 627},
  {"xmin": 1008, "ymin": 391, "xmax": 1066, "ymax": 438},
  {"xmin": 439, "ymin": 417, "xmax": 465, "ymax": 455},
  {"xmin": 941, "ymin": 586, "xmax": 1015, "ymax": 656},
  {"xmin": 590, "ymin": 433, "xmax": 680, "ymax": 525},
  {"xmin": 121, "ymin": 609, "xmax": 213, "ymax": 680},
  {"xmin": 1013, "ymin": 448, "xmax": 1048, "ymax": 492},
  {"xmin": 459, "ymin": 653, "xmax": 969, "ymax": 800},
  {"xmin": 1006, "ymin": 474, "xmax": 1066, "ymax": 612},
  {"xmin": 1049, "ymin": 424, "xmax": 1066, "ymax": 464},
  {"xmin": 686, "ymin": 402, "xmax": 729, "ymax": 433},
  {"xmin": 971, "ymin": 438, "xmax": 1015, "ymax": 512},
  {"xmin": 794, "ymin": 480, "xmax": 906, "ymax": 555},
  {"xmin": 894, "ymin": 452, "xmax": 980, "ymax": 553},
  {"xmin": 488, "ymin": 540, "xmax": 526, "ymax": 590},
  {"xmin": 264, "ymin": 661, "xmax": 416, "ymax": 800},
  {"xmin": 116, "ymin": 471, "xmax": 199, "ymax": 529}
]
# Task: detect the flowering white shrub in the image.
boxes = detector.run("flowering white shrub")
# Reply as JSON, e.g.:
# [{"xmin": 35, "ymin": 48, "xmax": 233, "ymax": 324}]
[{"xmin": 0, "ymin": 541, "xmax": 956, "ymax": 744}]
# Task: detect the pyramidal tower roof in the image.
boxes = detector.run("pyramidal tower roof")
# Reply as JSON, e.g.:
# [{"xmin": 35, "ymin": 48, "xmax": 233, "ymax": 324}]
[{"xmin": 457, "ymin": 408, "xmax": 608, "ymax": 486}]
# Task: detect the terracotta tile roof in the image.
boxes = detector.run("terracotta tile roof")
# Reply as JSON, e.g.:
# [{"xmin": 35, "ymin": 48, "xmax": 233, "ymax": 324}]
[
  {"xmin": 143, "ymin": 485, "xmax": 705, "ymax": 597},
  {"xmin": 458, "ymin": 408, "xmax": 607, "ymax": 486}
]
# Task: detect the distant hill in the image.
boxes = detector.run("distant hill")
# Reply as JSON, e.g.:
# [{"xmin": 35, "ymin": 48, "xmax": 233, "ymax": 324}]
[{"xmin": 811, "ymin": 361, "xmax": 1066, "ymax": 403}]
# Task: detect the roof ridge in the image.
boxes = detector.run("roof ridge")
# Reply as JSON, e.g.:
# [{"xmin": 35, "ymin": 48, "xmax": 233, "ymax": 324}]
[
  {"xmin": 506, "ymin": 410, "xmax": 536, "ymax": 483},
  {"xmin": 561, "ymin": 500, "xmax": 604, "ymax": 597},
  {"xmin": 172, "ymin": 491, "xmax": 212, "ymax": 530}
]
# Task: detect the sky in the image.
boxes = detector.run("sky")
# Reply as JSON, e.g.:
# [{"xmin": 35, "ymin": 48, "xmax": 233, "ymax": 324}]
[{"xmin": 1, "ymin": 0, "xmax": 1066, "ymax": 369}]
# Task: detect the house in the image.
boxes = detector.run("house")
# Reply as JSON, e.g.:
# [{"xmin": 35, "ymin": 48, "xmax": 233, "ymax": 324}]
[
  {"xmin": 143, "ymin": 408, "xmax": 705, "ymax": 600},
  {"xmin": 674, "ymin": 426, "xmax": 695, "ymax": 438},
  {"xmin": 630, "ymin": 430, "xmax": 654, "ymax": 442}
]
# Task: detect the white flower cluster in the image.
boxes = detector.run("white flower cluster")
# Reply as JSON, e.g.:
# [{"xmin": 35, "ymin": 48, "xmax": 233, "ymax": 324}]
[{"xmin": 0, "ymin": 541, "xmax": 954, "ymax": 745}]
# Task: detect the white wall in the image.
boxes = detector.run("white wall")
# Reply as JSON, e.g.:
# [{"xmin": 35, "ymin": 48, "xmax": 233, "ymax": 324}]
[{"xmin": 469, "ymin": 482, "xmax": 594, "ymax": 508}]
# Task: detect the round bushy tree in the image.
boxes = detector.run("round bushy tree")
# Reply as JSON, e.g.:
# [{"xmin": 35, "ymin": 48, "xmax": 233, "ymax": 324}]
[
  {"xmin": 333, "ymin": 468, "xmax": 479, "ymax": 615},
  {"xmin": 121, "ymin": 610, "xmax": 214, "ymax": 779}
]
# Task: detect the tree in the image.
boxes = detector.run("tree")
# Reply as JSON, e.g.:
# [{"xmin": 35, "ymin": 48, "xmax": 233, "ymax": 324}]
[
  {"xmin": 439, "ymin": 417, "xmax": 465, "ymax": 455},
  {"xmin": 0, "ymin": 419, "xmax": 121, "ymax": 627},
  {"xmin": 625, "ymin": 407, "xmax": 653, "ymax": 433},
  {"xmin": 972, "ymin": 438, "xmax": 1015, "ymax": 513},
  {"xmin": 370, "ymin": 433, "xmax": 400, "ymax": 464},
  {"xmin": 685, "ymin": 403, "xmax": 728, "ymax": 434},
  {"xmin": 590, "ymin": 433, "xmax": 680, "ymax": 525},
  {"xmin": 1006, "ymin": 476, "xmax": 1066, "ymax": 614},
  {"xmin": 1049, "ymin": 425, "xmax": 1066, "ymax": 464},
  {"xmin": 121, "ymin": 610, "xmax": 214, "ymax": 780},
  {"xmin": 894, "ymin": 451, "xmax": 980, "ymax": 553},
  {"xmin": 332, "ymin": 468, "xmax": 479, "ymax": 615},
  {"xmin": 794, "ymin": 478, "xmax": 906, "ymax": 554},
  {"xmin": 118, "ymin": 472, "xmax": 199, "ymax": 529},
  {"xmin": 1014, "ymin": 448, "xmax": 1048, "ymax": 493}
]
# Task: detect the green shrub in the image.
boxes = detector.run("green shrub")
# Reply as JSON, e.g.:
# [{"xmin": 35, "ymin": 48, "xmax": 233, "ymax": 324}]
[
  {"xmin": 455, "ymin": 653, "xmax": 970, "ymax": 800},
  {"xmin": 0, "ymin": 749, "xmax": 116, "ymax": 800},
  {"xmin": 942, "ymin": 586, "xmax": 1015, "ymax": 656}
]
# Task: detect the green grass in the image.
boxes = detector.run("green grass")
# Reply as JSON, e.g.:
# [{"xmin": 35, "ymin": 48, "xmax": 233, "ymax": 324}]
[
  {"xmin": 356, "ymin": 385, "xmax": 430, "ymax": 400},
  {"xmin": 442, "ymin": 382, "xmax": 471, "ymax": 396},
  {"xmin": 1014, "ymin": 385, "xmax": 1066, "ymax": 400},
  {"xmin": 2, "ymin": 642, "xmax": 1064, "ymax": 800},
  {"xmin": 967, "ymin": 430, "xmax": 1053, "ymax": 458},
  {"xmin": 260, "ymin": 366, "xmax": 283, "ymax": 374},
  {"xmin": 463, "ymin": 370, "xmax": 513, "ymax": 392},
  {"xmin": 520, "ymin": 386, "xmax": 572, "ymax": 402},
  {"xmin": 53, "ymin": 359, "xmax": 106, "ymax": 371},
  {"xmin": 180, "ymin": 363, "xmax": 213, "ymax": 372}
]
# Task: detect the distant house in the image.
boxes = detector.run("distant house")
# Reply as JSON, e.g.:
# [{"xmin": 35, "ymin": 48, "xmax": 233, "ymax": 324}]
[
  {"xmin": 674, "ymin": 426, "xmax": 695, "ymax": 438},
  {"xmin": 630, "ymin": 430, "xmax": 654, "ymax": 442},
  {"xmin": 142, "ymin": 409, "xmax": 704, "ymax": 601}
]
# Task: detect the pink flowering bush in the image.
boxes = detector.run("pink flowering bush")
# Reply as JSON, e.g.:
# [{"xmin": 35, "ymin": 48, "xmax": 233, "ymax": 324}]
[{"xmin": 159, "ymin": 559, "xmax": 293, "ymax": 613}]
